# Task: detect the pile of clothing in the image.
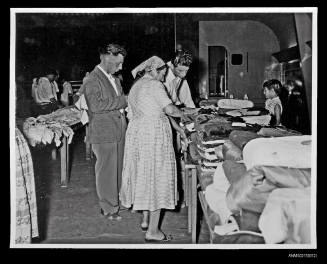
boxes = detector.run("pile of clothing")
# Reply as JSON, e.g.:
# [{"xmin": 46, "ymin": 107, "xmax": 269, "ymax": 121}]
[
  {"xmin": 194, "ymin": 116, "xmax": 232, "ymax": 174},
  {"xmin": 23, "ymin": 106, "xmax": 82, "ymax": 147},
  {"xmin": 200, "ymin": 123, "xmax": 311, "ymax": 244}
]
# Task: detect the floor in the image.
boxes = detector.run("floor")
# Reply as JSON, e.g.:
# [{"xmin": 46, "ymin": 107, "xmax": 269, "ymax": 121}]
[{"xmin": 30, "ymin": 127, "xmax": 211, "ymax": 245}]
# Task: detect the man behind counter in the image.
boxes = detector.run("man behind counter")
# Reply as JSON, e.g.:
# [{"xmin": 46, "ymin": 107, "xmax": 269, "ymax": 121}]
[
  {"xmin": 164, "ymin": 49, "xmax": 196, "ymax": 109},
  {"xmin": 164, "ymin": 48, "xmax": 196, "ymax": 208}
]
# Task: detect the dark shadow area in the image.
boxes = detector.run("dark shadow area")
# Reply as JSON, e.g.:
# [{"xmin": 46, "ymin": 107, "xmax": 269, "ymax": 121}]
[{"xmin": 30, "ymin": 144, "xmax": 54, "ymax": 242}]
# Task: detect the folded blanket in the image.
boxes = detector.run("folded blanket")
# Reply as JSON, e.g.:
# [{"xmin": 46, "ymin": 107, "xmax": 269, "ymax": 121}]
[
  {"xmin": 226, "ymin": 165, "xmax": 311, "ymax": 213},
  {"xmin": 214, "ymin": 145, "xmax": 224, "ymax": 160},
  {"xmin": 257, "ymin": 127, "xmax": 302, "ymax": 137},
  {"xmin": 202, "ymin": 159, "xmax": 223, "ymax": 167},
  {"xmin": 222, "ymin": 160, "xmax": 247, "ymax": 185},
  {"xmin": 205, "ymin": 184, "xmax": 233, "ymax": 225},
  {"xmin": 218, "ymin": 99, "xmax": 254, "ymax": 109},
  {"xmin": 259, "ymin": 187, "xmax": 311, "ymax": 244},
  {"xmin": 198, "ymin": 171, "xmax": 215, "ymax": 189},
  {"xmin": 241, "ymin": 115, "xmax": 271, "ymax": 126},
  {"xmin": 243, "ymin": 136, "xmax": 312, "ymax": 170},
  {"xmin": 222, "ymin": 140, "xmax": 243, "ymax": 162},
  {"xmin": 229, "ymin": 130, "xmax": 261, "ymax": 150},
  {"xmin": 198, "ymin": 150, "xmax": 219, "ymax": 161}
]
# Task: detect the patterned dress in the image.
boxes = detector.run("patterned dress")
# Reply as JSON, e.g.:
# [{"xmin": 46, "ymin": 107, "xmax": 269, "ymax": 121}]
[
  {"xmin": 15, "ymin": 128, "xmax": 38, "ymax": 243},
  {"xmin": 120, "ymin": 74, "xmax": 177, "ymax": 211}
]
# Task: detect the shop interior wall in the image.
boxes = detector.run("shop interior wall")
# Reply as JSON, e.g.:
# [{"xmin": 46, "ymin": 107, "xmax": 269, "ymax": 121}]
[{"xmin": 175, "ymin": 13, "xmax": 298, "ymax": 105}]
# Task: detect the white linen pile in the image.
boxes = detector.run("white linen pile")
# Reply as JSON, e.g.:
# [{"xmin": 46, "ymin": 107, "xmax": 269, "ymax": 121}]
[
  {"xmin": 204, "ymin": 163, "xmax": 233, "ymax": 224},
  {"xmin": 258, "ymin": 187, "xmax": 311, "ymax": 244},
  {"xmin": 242, "ymin": 135, "xmax": 312, "ymax": 170}
]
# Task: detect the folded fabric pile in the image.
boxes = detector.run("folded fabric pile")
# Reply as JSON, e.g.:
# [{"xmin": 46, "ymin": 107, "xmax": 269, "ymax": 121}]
[
  {"xmin": 257, "ymin": 127, "xmax": 302, "ymax": 137},
  {"xmin": 241, "ymin": 115, "xmax": 271, "ymax": 126},
  {"xmin": 258, "ymin": 187, "xmax": 311, "ymax": 244},
  {"xmin": 217, "ymin": 99, "xmax": 254, "ymax": 110},
  {"xmin": 228, "ymin": 130, "xmax": 261, "ymax": 150}
]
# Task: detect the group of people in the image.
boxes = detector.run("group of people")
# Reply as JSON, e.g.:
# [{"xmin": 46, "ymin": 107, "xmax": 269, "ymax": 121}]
[
  {"xmin": 17, "ymin": 40, "xmax": 309, "ymax": 244},
  {"xmin": 31, "ymin": 69, "xmax": 73, "ymax": 116},
  {"xmin": 77, "ymin": 43, "xmax": 308, "ymax": 243},
  {"xmin": 79, "ymin": 43, "xmax": 195, "ymax": 243}
]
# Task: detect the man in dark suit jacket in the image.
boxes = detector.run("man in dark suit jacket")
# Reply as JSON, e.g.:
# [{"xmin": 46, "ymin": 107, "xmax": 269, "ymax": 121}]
[{"xmin": 83, "ymin": 43, "xmax": 128, "ymax": 220}]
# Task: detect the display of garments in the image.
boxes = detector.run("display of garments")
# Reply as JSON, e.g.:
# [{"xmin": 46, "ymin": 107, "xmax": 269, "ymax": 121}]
[
  {"xmin": 15, "ymin": 128, "xmax": 38, "ymax": 243},
  {"xmin": 120, "ymin": 74, "xmax": 177, "ymax": 211},
  {"xmin": 163, "ymin": 61, "xmax": 195, "ymax": 108}
]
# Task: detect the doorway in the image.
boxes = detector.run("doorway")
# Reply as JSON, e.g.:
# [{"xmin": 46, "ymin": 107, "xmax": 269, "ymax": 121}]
[{"xmin": 208, "ymin": 46, "xmax": 228, "ymax": 97}]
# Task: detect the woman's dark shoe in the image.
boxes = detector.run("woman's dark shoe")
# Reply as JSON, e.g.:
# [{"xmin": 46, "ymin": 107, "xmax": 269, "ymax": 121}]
[
  {"xmin": 141, "ymin": 222, "xmax": 148, "ymax": 232},
  {"xmin": 144, "ymin": 234, "xmax": 173, "ymax": 243},
  {"xmin": 100, "ymin": 209, "xmax": 122, "ymax": 221},
  {"xmin": 141, "ymin": 226, "xmax": 148, "ymax": 232}
]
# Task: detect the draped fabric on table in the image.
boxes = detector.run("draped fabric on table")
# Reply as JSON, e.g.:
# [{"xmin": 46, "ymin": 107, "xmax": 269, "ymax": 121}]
[{"xmin": 15, "ymin": 128, "xmax": 38, "ymax": 243}]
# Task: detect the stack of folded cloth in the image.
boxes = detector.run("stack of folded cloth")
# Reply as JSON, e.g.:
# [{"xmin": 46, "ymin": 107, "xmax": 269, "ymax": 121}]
[{"xmin": 196, "ymin": 132, "xmax": 226, "ymax": 174}]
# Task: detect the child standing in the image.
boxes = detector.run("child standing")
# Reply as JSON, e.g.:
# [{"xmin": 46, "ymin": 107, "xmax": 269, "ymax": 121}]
[{"xmin": 263, "ymin": 79, "xmax": 283, "ymax": 126}]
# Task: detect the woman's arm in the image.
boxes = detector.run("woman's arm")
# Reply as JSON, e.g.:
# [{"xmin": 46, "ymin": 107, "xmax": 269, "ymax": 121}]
[
  {"xmin": 274, "ymin": 104, "xmax": 282, "ymax": 126},
  {"xmin": 167, "ymin": 116, "xmax": 186, "ymax": 139},
  {"xmin": 163, "ymin": 103, "xmax": 185, "ymax": 118}
]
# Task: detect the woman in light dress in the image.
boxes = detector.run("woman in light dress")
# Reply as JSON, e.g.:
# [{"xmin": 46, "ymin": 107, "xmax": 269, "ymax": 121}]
[{"xmin": 120, "ymin": 56, "xmax": 187, "ymax": 242}]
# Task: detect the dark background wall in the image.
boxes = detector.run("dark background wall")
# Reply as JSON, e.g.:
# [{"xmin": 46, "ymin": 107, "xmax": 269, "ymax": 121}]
[{"xmin": 15, "ymin": 13, "xmax": 175, "ymax": 95}]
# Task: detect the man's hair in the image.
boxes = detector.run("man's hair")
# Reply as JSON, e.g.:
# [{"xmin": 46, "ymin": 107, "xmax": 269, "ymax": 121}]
[
  {"xmin": 44, "ymin": 68, "xmax": 57, "ymax": 76},
  {"xmin": 98, "ymin": 43, "xmax": 127, "ymax": 57},
  {"xmin": 262, "ymin": 79, "xmax": 282, "ymax": 95},
  {"xmin": 172, "ymin": 49, "xmax": 193, "ymax": 67}
]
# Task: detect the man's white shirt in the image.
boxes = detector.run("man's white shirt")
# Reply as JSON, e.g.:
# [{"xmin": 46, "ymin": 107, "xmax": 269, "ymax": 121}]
[
  {"xmin": 163, "ymin": 61, "xmax": 195, "ymax": 108},
  {"xmin": 97, "ymin": 65, "xmax": 124, "ymax": 113}
]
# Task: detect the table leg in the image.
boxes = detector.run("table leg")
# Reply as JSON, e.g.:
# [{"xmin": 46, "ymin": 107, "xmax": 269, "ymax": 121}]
[
  {"xmin": 191, "ymin": 168, "xmax": 197, "ymax": 243},
  {"xmin": 187, "ymin": 169, "xmax": 191, "ymax": 233},
  {"xmin": 60, "ymin": 136, "xmax": 68, "ymax": 187},
  {"xmin": 181, "ymin": 157, "xmax": 187, "ymax": 206}
]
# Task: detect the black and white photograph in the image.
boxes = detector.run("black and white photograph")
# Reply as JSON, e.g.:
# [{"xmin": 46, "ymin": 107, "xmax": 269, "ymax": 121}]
[{"xmin": 10, "ymin": 7, "xmax": 317, "ymax": 249}]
